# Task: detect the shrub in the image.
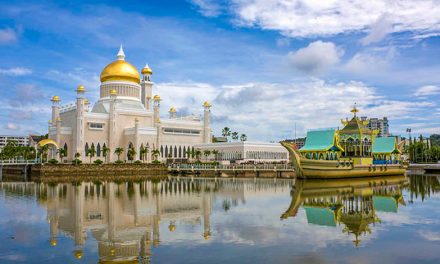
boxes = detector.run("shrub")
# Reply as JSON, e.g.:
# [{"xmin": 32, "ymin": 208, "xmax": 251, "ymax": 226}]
[
  {"xmin": 133, "ymin": 160, "xmax": 142, "ymax": 164},
  {"xmin": 47, "ymin": 159, "xmax": 59, "ymax": 165},
  {"xmin": 72, "ymin": 159, "xmax": 82, "ymax": 165},
  {"xmin": 152, "ymin": 160, "xmax": 161, "ymax": 164},
  {"xmin": 114, "ymin": 160, "xmax": 124, "ymax": 164},
  {"xmin": 93, "ymin": 159, "xmax": 103, "ymax": 165}
]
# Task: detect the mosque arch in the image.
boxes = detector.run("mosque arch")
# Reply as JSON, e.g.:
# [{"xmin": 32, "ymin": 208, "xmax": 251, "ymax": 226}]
[
  {"xmin": 165, "ymin": 146, "xmax": 168, "ymax": 158},
  {"xmin": 85, "ymin": 143, "xmax": 89, "ymax": 154},
  {"xmin": 63, "ymin": 143, "xmax": 68, "ymax": 152},
  {"xmin": 174, "ymin": 146, "xmax": 178, "ymax": 158},
  {"xmin": 97, "ymin": 143, "xmax": 101, "ymax": 157}
]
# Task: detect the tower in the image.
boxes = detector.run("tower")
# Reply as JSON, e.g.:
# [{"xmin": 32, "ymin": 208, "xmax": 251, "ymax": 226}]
[
  {"xmin": 74, "ymin": 85, "xmax": 86, "ymax": 158},
  {"xmin": 203, "ymin": 101, "xmax": 212, "ymax": 143},
  {"xmin": 141, "ymin": 64, "xmax": 153, "ymax": 110},
  {"xmin": 50, "ymin": 95, "xmax": 61, "ymax": 124},
  {"xmin": 153, "ymin": 95, "xmax": 161, "ymax": 125},
  {"xmin": 108, "ymin": 89, "xmax": 117, "ymax": 162}
]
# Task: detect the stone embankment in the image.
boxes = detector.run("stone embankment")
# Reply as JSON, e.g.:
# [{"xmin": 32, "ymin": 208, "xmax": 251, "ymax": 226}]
[{"xmin": 31, "ymin": 163, "xmax": 167, "ymax": 181}]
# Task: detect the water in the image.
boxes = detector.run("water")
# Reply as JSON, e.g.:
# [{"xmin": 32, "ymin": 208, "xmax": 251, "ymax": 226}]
[{"xmin": 0, "ymin": 175, "xmax": 439, "ymax": 264}]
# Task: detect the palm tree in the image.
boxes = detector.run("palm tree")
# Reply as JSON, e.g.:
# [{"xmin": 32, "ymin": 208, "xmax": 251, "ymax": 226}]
[
  {"xmin": 151, "ymin": 149, "xmax": 160, "ymax": 162},
  {"xmin": 87, "ymin": 147, "xmax": 96, "ymax": 163},
  {"xmin": 114, "ymin": 147, "xmax": 124, "ymax": 161},
  {"xmin": 195, "ymin": 149, "xmax": 202, "ymax": 161},
  {"xmin": 139, "ymin": 146, "xmax": 147, "ymax": 162},
  {"xmin": 203, "ymin": 150, "xmax": 211, "ymax": 161},
  {"xmin": 231, "ymin": 132, "xmax": 239, "ymax": 141},
  {"xmin": 127, "ymin": 148, "xmax": 137, "ymax": 162},
  {"xmin": 212, "ymin": 150, "xmax": 219, "ymax": 161},
  {"xmin": 240, "ymin": 134, "xmax": 247, "ymax": 142},
  {"xmin": 222, "ymin": 127, "xmax": 231, "ymax": 140},
  {"xmin": 57, "ymin": 148, "xmax": 67, "ymax": 162},
  {"xmin": 102, "ymin": 146, "xmax": 110, "ymax": 163},
  {"xmin": 74, "ymin": 152, "xmax": 81, "ymax": 165}
]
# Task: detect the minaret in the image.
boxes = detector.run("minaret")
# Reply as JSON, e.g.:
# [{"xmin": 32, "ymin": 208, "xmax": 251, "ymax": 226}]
[
  {"xmin": 141, "ymin": 64, "xmax": 153, "ymax": 110},
  {"xmin": 153, "ymin": 95, "xmax": 161, "ymax": 124},
  {"xmin": 74, "ymin": 85, "xmax": 86, "ymax": 159},
  {"xmin": 108, "ymin": 89, "xmax": 117, "ymax": 162},
  {"xmin": 202, "ymin": 101, "xmax": 212, "ymax": 143},
  {"xmin": 202, "ymin": 191, "xmax": 211, "ymax": 240},
  {"xmin": 169, "ymin": 107, "xmax": 177, "ymax": 119},
  {"xmin": 134, "ymin": 118, "xmax": 140, "ymax": 161},
  {"xmin": 117, "ymin": 44, "xmax": 125, "ymax": 61},
  {"xmin": 55, "ymin": 117, "xmax": 61, "ymax": 158},
  {"xmin": 50, "ymin": 95, "xmax": 61, "ymax": 124}
]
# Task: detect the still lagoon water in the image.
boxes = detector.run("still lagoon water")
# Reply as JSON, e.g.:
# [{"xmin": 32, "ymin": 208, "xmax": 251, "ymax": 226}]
[{"xmin": 1, "ymin": 175, "xmax": 440, "ymax": 264}]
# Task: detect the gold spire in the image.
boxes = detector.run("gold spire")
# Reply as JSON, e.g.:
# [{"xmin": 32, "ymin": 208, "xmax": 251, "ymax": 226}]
[
  {"xmin": 76, "ymin": 85, "xmax": 86, "ymax": 93},
  {"xmin": 153, "ymin": 94, "xmax": 161, "ymax": 101},
  {"xmin": 350, "ymin": 103, "xmax": 359, "ymax": 117},
  {"xmin": 51, "ymin": 95, "xmax": 60, "ymax": 102},
  {"xmin": 203, "ymin": 101, "xmax": 211, "ymax": 107},
  {"xmin": 141, "ymin": 64, "xmax": 153, "ymax": 75}
]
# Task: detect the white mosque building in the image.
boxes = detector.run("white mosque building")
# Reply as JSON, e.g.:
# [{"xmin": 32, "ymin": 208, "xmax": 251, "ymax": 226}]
[{"xmin": 46, "ymin": 46, "xmax": 212, "ymax": 163}]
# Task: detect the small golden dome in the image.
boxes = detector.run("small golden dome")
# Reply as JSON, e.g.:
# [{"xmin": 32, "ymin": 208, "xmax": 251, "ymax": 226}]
[
  {"xmin": 141, "ymin": 64, "xmax": 153, "ymax": 75},
  {"xmin": 74, "ymin": 250, "xmax": 83, "ymax": 259},
  {"xmin": 50, "ymin": 239, "xmax": 57, "ymax": 246},
  {"xmin": 203, "ymin": 101, "xmax": 211, "ymax": 107},
  {"xmin": 84, "ymin": 99, "xmax": 90, "ymax": 105},
  {"xmin": 109, "ymin": 89, "xmax": 117, "ymax": 96},
  {"xmin": 204, "ymin": 233, "xmax": 210, "ymax": 240},
  {"xmin": 56, "ymin": 117, "xmax": 62, "ymax": 122},
  {"xmin": 51, "ymin": 95, "xmax": 60, "ymax": 102},
  {"xmin": 76, "ymin": 85, "xmax": 86, "ymax": 93},
  {"xmin": 168, "ymin": 223, "xmax": 176, "ymax": 231},
  {"xmin": 153, "ymin": 95, "xmax": 160, "ymax": 101},
  {"xmin": 153, "ymin": 239, "xmax": 160, "ymax": 247},
  {"xmin": 169, "ymin": 107, "xmax": 176, "ymax": 113}
]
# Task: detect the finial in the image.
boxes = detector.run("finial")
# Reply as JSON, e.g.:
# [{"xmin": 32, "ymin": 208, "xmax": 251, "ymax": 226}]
[
  {"xmin": 141, "ymin": 63, "xmax": 153, "ymax": 75},
  {"xmin": 117, "ymin": 44, "xmax": 125, "ymax": 61},
  {"xmin": 76, "ymin": 85, "xmax": 86, "ymax": 93},
  {"xmin": 350, "ymin": 102, "xmax": 359, "ymax": 117},
  {"xmin": 203, "ymin": 101, "xmax": 212, "ymax": 108}
]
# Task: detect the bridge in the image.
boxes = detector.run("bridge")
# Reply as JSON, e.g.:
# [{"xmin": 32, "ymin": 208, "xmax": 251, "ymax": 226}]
[
  {"xmin": 0, "ymin": 159, "xmax": 39, "ymax": 180},
  {"xmin": 409, "ymin": 163, "xmax": 440, "ymax": 173},
  {"xmin": 168, "ymin": 163, "xmax": 295, "ymax": 178}
]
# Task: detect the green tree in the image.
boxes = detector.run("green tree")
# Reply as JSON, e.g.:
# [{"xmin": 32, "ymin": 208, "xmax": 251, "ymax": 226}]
[
  {"xmin": 114, "ymin": 147, "xmax": 124, "ymax": 161},
  {"xmin": 102, "ymin": 146, "xmax": 110, "ymax": 163},
  {"xmin": 139, "ymin": 145, "xmax": 147, "ymax": 162},
  {"xmin": 222, "ymin": 127, "xmax": 231, "ymax": 140},
  {"xmin": 240, "ymin": 134, "xmax": 247, "ymax": 142},
  {"xmin": 195, "ymin": 149, "xmax": 202, "ymax": 161},
  {"xmin": 74, "ymin": 152, "xmax": 81, "ymax": 165},
  {"xmin": 57, "ymin": 148, "xmax": 67, "ymax": 162},
  {"xmin": 203, "ymin": 150, "xmax": 211, "ymax": 161},
  {"xmin": 127, "ymin": 148, "xmax": 137, "ymax": 162},
  {"xmin": 231, "ymin": 132, "xmax": 239, "ymax": 141},
  {"xmin": 212, "ymin": 150, "xmax": 219, "ymax": 161},
  {"xmin": 151, "ymin": 149, "xmax": 160, "ymax": 162},
  {"xmin": 86, "ymin": 147, "xmax": 96, "ymax": 164}
]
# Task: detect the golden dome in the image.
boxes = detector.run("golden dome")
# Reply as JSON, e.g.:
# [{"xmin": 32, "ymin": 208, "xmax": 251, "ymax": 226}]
[
  {"xmin": 100, "ymin": 60, "xmax": 140, "ymax": 83},
  {"xmin": 84, "ymin": 99, "xmax": 90, "ymax": 105},
  {"xmin": 141, "ymin": 64, "xmax": 153, "ymax": 75},
  {"xmin": 50, "ymin": 239, "xmax": 57, "ymax": 246},
  {"xmin": 74, "ymin": 250, "xmax": 83, "ymax": 259},
  {"xmin": 203, "ymin": 101, "xmax": 211, "ymax": 107},
  {"xmin": 168, "ymin": 222, "xmax": 176, "ymax": 231},
  {"xmin": 100, "ymin": 46, "xmax": 140, "ymax": 83},
  {"xmin": 169, "ymin": 107, "xmax": 176, "ymax": 113},
  {"xmin": 153, "ymin": 95, "xmax": 160, "ymax": 101},
  {"xmin": 51, "ymin": 95, "xmax": 60, "ymax": 102},
  {"xmin": 76, "ymin": 85, "xmax": 86, "ymax": 93},
  {"xmin": 109, "ymin": 89, "xmax": 117, "ymax": 96}
]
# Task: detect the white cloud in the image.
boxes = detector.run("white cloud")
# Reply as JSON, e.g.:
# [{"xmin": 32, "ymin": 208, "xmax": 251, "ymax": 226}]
[
  {"xmin": 229, "ymin": 0, "xmax": 440, "ymax": 38},
  {"xmin": 0, "ymin": 67, "xmax": 32, "ymax": 76},
  {"xmin": 155, "ymin": 80, "xmax": 434, "ymax": 141},
  {"xmin": 288, "ymin": 41, "xmax": 343, "ymax": 74},
  {"xmin": 414, "ymin": 85, "xmax": 440, "ymax": 97},
  {"xmin": 419, "ymin": 230, "xmax": 440, "ymax": 241},
  {"xmin": 344, "ymin": 47, "xmax": 396, "ymax": 75},
  {"xmin": 4, "ymin": 123, "xmax": 20, "ymax": 130},
  {"xmin": 189, "ymin": 0, "xmax": 223, "ymax": 17},
  {"xmin": 360, "ymin": 14, "xmax": 393, "ymax": 45},
  {"xmin": 0, "ymin": 28, "xmax": 17, "ymax": 43}
]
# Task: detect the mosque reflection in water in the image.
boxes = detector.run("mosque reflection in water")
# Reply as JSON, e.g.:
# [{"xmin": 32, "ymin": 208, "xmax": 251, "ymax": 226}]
[
  {"xmin": 1, "ymin": 174, "xmax": 439, "ymax": 263},
  {"xmin": 281, "ymin": 175, "xmax": 410, "ymax": 246}
]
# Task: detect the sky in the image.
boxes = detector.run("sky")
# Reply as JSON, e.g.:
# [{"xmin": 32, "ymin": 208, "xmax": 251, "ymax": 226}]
[{"xmin": 0, "ymin": 0, "xmax": 439, "ymax": 141}]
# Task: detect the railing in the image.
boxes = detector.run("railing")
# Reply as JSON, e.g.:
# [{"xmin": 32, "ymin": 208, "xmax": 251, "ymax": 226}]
[
  {"xmin": 0, "ymin": 159, "xmax": 39, "ymax": 165},
  {"xmin": 168, "ymin": 163, "xmax": 294, "ymax": 171}
]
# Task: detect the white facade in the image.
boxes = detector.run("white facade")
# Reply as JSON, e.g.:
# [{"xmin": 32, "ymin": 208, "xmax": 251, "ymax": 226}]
[
  {"xmin": 194, "ymin": 141, "xmax": 289, "ymax": 163},
  {"xmin": 48, "ymin": 46, "xmax": 212, "ymax": 162},
  {"xmin": 0, "ymin": 135, "xmax": 30, "ymax": 150}
]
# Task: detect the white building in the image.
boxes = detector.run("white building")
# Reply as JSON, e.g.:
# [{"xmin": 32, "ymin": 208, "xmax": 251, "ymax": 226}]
[
  {"xmin": 0, "ymin": 135, "xmax": 30, "ymax": 150},
  {"xmin": 194, "ymin": 141, "xmax": 289, "ymax": 164},
  {"xmin": 46, "ymin": 46, "xmax": 212, "ymax": 162}
]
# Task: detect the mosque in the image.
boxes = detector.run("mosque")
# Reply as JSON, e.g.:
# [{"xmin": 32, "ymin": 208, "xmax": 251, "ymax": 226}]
[{"xmin": 47, "ymin": 45, "xmax": 212, "ymax": 162}]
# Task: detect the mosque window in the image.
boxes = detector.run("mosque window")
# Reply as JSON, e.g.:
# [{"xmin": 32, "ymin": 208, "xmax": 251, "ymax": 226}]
[
  {"xmin": 163, "ymin": 128, "xmax": 201, "ymax": 135},
  {"xmin": 89, "ymin": 123, "xmax": 104, "ymax": 130}
]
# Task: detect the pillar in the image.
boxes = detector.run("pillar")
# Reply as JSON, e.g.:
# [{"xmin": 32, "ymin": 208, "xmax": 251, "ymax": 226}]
[
  {"xmin": 141, "ymin": 64, "xmax": 153, "ymax": 110},
  {"xmin": 134, "ymin": 118, "xmax": 140, "ymax": 161},
  {"xmin": 203, "ymin": 101, "xmax": 212, "ymax": 143},
  {"xmin": 108, "ymin": 89, "xmax": 117, "ymax": 162},
  {"xmin": 74, "ymin": 85, "xmax": 86, "ymax": 159}
]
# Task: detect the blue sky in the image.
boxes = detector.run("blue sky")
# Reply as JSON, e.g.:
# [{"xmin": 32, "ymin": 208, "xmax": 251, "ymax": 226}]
[{"xmin": 0, "ymin": 0, "xmax": 439, "ymax": 141}]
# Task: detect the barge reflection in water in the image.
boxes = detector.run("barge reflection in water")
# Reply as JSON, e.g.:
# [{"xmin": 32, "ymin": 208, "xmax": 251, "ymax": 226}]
[{"xmin": 0, "ymin": 175, "xmax": 440, "ymax": 263}]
